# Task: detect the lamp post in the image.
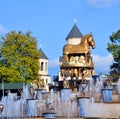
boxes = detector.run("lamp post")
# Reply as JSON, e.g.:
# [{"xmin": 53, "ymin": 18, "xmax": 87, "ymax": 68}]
[{"xmin": 2, "ymin": 79, "xmax": 4, "ymax": 97}]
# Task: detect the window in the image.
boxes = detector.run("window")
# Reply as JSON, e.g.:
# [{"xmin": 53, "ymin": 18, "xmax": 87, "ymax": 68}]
[
  {"xmin": 46, "ymin": 79, "xmax": 48, "ymax": 84},
  {"xmin": 45, "ymin": 62, "xmax": 47, "ymax": 71},
  {"xmin": 41, "ymin": 62, "xmax": 44, "ymax": 71}
]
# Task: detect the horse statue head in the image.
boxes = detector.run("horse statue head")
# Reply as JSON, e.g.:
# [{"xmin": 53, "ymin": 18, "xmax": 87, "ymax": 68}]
[{"xmin": 81, "ymin": 33, "xmax": 95, "ymax": 49}]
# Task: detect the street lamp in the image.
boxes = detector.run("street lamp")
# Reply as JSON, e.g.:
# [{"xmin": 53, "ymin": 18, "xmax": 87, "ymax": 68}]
[{"xmin": 2, "ymin": 79, "xmax": 4, "ymax": 97}]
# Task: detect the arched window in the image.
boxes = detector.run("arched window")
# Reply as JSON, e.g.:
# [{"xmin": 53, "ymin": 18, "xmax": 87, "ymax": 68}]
[
  {"xmin": 46, "ymin": 79, "xmax": 48, "ymax": 84},
  {"xmin": 45, "ymin": 62, "xmax": 47, "ymax": 71},
  {"xmin": 41, "ymin": 62, "xmax": 44, "ymax": 71},
  {"xmin": 42, "ymin": 78, "xmax": 45, "ymax": 87}
]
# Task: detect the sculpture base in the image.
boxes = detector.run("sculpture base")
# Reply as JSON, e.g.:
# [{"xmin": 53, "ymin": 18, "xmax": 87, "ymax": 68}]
[
  {"xmin": 77, "ymin": 97, "xmax": 90, "ymax": 117},
  {"xmin": 43, "ymin": 113, "xmax": 56, "ymax": 119},
  {"xmin": 60, "ymin": 88, "xmax": 71, "ymax": 101},
  {"xmin": 102, "ymin": 89, "xmax": 112, "ymax": 103},
  {"xmin": 26, "ymin": 99, "xmax": 38, "ymax": 117}
]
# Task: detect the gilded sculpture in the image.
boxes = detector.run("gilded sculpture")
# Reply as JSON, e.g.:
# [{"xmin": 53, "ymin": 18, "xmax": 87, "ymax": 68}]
[
  {"xmin": 60, "ymin": 32, "xmax": 95, "ymax": 88},
  {"xmin": 63, "ymin": 34, "xmax": 95, "ymax": 55}
]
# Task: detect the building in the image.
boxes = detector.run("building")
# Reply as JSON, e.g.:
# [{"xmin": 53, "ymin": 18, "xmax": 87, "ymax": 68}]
[{"xmin": 39, "ymin": 48, "xmax": 51, "ymax": 91}]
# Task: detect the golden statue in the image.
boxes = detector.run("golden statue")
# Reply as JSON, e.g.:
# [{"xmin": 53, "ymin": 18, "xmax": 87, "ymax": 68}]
[
  {"xmin": 63, "ymin": 34, "xmax": 95, "ymax": 55},
  {"xmin": 59, "ymin": 26, "xmax": 95, "ymax": 91}
]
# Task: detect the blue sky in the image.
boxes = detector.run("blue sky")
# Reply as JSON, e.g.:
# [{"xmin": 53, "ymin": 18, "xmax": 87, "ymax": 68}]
[{"xmin": 0, "ymin": 0, "xmax": 120, "ymax": 77}]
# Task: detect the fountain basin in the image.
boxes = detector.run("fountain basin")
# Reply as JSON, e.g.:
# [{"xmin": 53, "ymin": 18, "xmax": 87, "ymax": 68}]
[
  {"xmin": 43, "ymin": 113, "xmax": 56, "ymax": 118},
  {"xmin": 102, "ymin": 89, "xmax": 112, "ymax": 103},
  {"xmin": 60, "ymin": 88, "xmax": 71, "ymax": 101},
  {"xmin": 77, "ymin": 97, "xmax": 90, "ymax": 117},
  {"xmin": 26, "ymin": 99, "xmax": 38, "ymax": 117}
]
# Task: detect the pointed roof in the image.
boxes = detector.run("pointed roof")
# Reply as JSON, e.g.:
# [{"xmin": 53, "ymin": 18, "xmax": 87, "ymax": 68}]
[
  {"xmin": 66, "ymin": 24, "xmax": 83, "ymax": 40},
  {"xmin": 39, "ymin": 48, "xmax": 48, "ymax": 59}
]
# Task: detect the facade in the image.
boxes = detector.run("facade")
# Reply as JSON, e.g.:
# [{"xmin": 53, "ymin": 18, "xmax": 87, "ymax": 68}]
[{"xmin": 39, "ymin": 48, "xmax": 51, "ymax": 91}]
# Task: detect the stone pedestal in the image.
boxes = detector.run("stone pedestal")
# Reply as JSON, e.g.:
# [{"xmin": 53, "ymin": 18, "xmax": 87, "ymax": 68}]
[
  {"xmin": 35, "ymin": 89, "xmax": 42, "ymax": 100},
  {"xmin": 43, "ymin": 113, "xmax": 56, "ymax": 119},
  {"xmin": 60, "ymin": 88, "xmax": 71, "ymax": 101},
  {"xmin": 102, "ymin": 89, "xmax": 112, "ymax": 102},
  {"xmin": 77, "ymin": 97, "xmax": 90, "ymax": 117},
  {"xmin": 78, "ymin": 83, "xmax": 88, "ymax": 92},
  {"xmin": 26, "ymin": 99, "xmax": 37, "ymax": 117}
]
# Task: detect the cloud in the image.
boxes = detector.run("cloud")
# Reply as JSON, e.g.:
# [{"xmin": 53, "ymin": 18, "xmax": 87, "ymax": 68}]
[
  {"xmin": 0, "ymin": 24, "xmax": 7, "ymax": 34},
  {"xmin": 92, "ymin": 54, "xmax": 113, "ymax": 74},
  {"xmin": 86, "ymin": 0, "xmax": 120, "ymax": 8},
  {"xmin": 49, "ymin": 58, "xmax": 59, "ymax": 69}
]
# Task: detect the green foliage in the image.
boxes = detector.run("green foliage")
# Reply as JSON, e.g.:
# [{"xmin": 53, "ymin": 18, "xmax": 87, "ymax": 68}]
[
  {"xmin": 0, "ymin": 31, "xmax": 40, "ymax": 83},
  {"xmin": 109, "ymin": 61, "xmax": 120, "ymax": 82},
  {"xmin": 107, "ymin": 29, "xmax": 120, "ymax": 81}
]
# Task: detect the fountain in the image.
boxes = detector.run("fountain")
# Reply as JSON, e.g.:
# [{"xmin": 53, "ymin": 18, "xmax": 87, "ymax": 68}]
[
  {"xmin": 0, "ymin": 76, "xmax": 120, "ymax": 118},
  {"xmin": 77, "ymin": 80, "xmax": 90, "ymax": 117},
  {"xmin": 0, "ymin": 91, "xmax": 23, "ymax": 118},
  {"xmin": 26, "ymin": 99, "xmax": 37, "ymax": 117},
  {"xmin": 102, "ymin": 89, "xmax": 112, "ymax": 102},
  {"xmin": 60, "ymin": 79, "xmax": 71, "ymax": 101},
  {"xmin": 60, "ymin": 88, "xmax": 71, "ymax": 101},
  {"xmin": 117, "ymin": 78, "xmax": 120, "ymax": 94},
  {"xmin": 77, "ymin": 97, "xmax": 90, "ymax": 117}
]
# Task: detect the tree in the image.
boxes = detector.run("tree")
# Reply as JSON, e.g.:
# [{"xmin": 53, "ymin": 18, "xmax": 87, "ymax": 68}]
[
  {"xmin": 0, "ymin": 31, "xmax": 40, "ymax": 83},
  {"xmin": 107, "ymin": 29, "xmax": 120, "ymax": 82}
]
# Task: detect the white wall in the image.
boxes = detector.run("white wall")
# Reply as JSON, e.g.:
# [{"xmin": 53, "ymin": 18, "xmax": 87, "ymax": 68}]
[{"xmin": 67, "ymin": 38, "xmax": 81, "ymax": 45}]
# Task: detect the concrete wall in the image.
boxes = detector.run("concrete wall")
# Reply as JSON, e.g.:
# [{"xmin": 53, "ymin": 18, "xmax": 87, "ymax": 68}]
[{"xmin": 88, "ymin": 102, "xmax": 120, "ymax": 118}]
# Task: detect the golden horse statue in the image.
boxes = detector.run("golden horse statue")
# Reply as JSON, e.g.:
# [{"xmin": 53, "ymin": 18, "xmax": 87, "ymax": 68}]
[
  {"xmin": 81, "ymin": 34, "xmax": 95, "ymax": 49},
  {"xmin": 63, "ymin": 34, "xmax": 95, "ymax": 55}
]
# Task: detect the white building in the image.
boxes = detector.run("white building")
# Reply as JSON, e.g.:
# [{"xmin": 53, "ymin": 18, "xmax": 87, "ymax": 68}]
[{"xmin": 39, "ymin": 48, "xmax": 51, "ymax": 91}]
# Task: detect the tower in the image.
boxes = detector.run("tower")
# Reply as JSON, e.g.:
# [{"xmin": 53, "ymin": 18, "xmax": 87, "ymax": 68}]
[
  {"xmin": 59, "ymin": 24, "xmax": 95, "ymax": 90},
  {"xmin": 39, "ymin": 48, "xmax": 51, "ymax": 91}
]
